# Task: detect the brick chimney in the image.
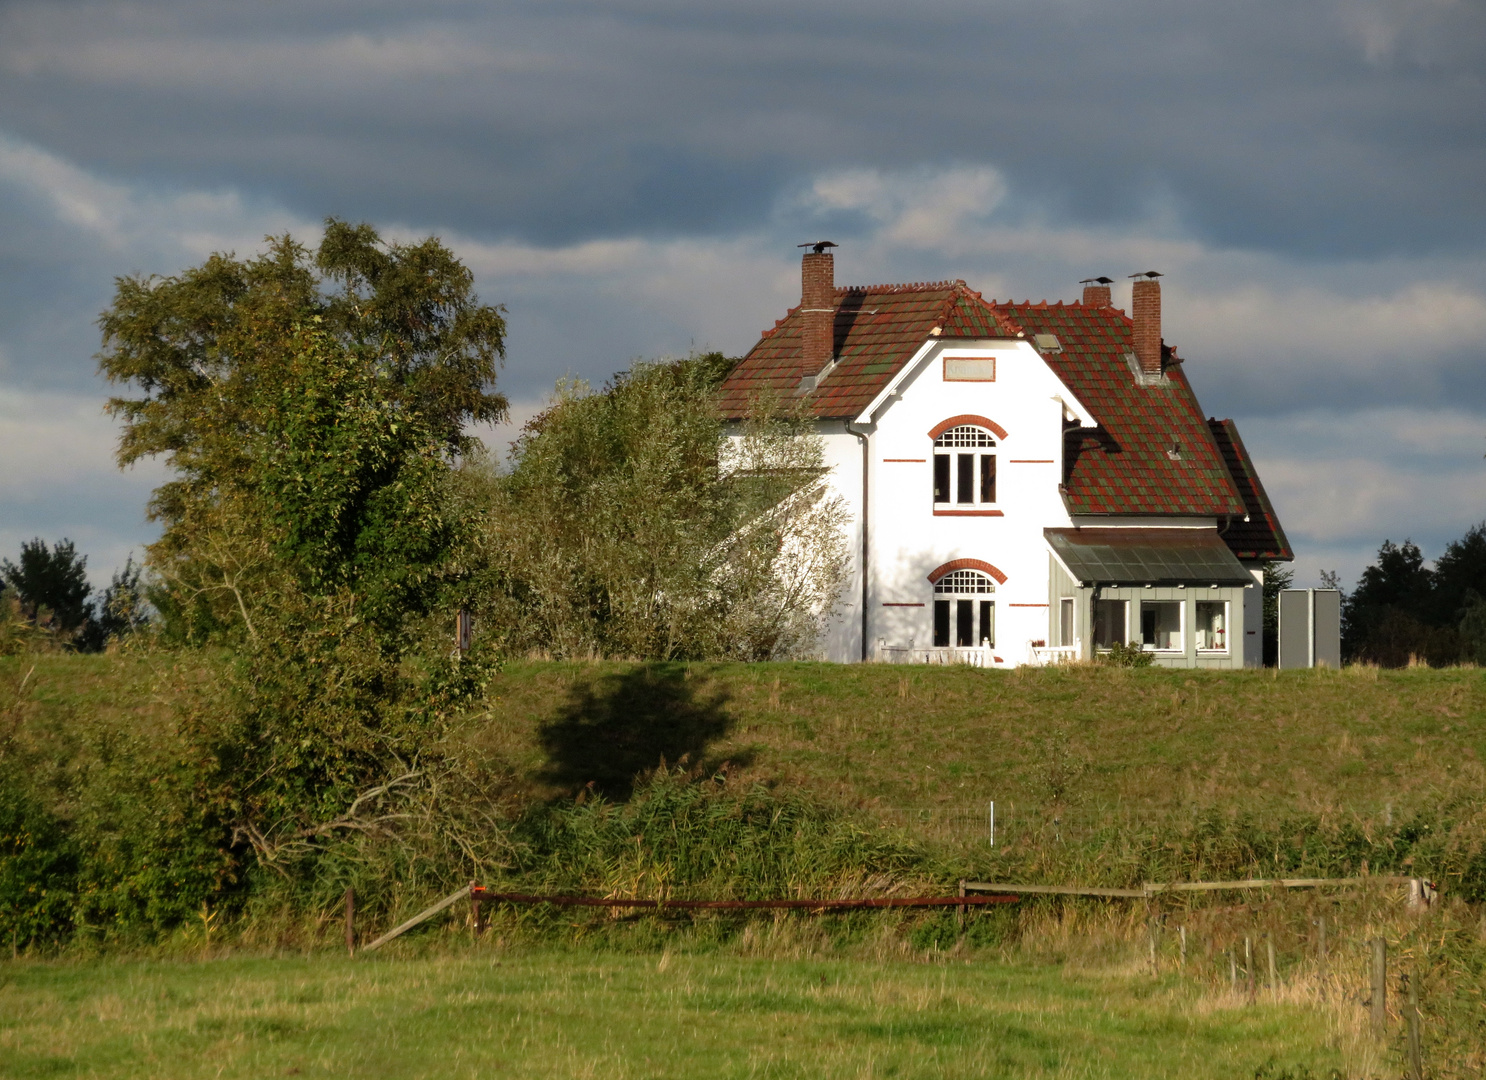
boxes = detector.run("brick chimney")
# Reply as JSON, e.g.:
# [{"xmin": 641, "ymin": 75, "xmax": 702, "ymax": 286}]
[
  {"xmin": 1130, "ymin": 271, "xmax": 1163, "ymax": 378},
  {"xmin": 1080, "ymin": 276, "xmax": 1113, "ymax": 307},
  {"xmin": 799, "ymin": 241, "xmax": 837, "ymax": 374}
]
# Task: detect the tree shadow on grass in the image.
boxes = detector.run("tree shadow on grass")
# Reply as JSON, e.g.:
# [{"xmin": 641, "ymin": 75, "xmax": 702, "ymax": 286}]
[{"xmin": 537, "ymin": 664, "xmax": 746, "ymax": 799}]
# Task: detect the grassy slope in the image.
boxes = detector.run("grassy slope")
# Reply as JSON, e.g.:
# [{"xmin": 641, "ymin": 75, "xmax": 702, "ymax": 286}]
[
  {"xmin": 0, "ymin": 949, "xmax": 1344, "ymax": 1080},
  {"xmin": 470, "ymin": 660, "xmax": 1486, "ymax": 821},
  {"xmin": 7, "ymin": 653, "xmax": 1485, "ymax": 821}
]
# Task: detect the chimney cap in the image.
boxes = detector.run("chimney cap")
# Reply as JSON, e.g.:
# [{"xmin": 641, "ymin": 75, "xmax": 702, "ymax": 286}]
[
  {"xmin": 798, "ymin": 240, "xmax": 838, "ymax": 253},
  {"xmin": 1129, "ymin": 270, "xmax": 1163, "ymax": 279},
  {"xmin": 1080, "ymin": 276, "xmax": 1114, "ymax": 285}
]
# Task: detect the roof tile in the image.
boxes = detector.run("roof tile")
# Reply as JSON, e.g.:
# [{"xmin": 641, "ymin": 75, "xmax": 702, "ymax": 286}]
[{"xmin": 719, "ymin": 284, "xmax": 1261, "ymax": 522}]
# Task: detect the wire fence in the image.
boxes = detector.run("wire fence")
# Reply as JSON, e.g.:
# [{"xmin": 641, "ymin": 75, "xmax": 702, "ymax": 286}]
[{"xmin": 863, "ymin": 800, "xmax": 1433, "ymax": 847}]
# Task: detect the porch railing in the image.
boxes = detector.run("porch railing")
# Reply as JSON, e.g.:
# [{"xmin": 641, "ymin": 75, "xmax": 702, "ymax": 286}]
[
  {"xmin": 875, "ymin": 645, "xmax": 1000, "ymax": 667},
  {"xmin": 1026, "ymin": 640, "xmax": 1081, "ymax": 666}
]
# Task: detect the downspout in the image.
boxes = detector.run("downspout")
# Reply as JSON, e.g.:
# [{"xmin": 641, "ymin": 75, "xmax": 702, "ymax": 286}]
[{"xmin": 846, "ymin": 421, "xmax": 870, "ymax": 661}]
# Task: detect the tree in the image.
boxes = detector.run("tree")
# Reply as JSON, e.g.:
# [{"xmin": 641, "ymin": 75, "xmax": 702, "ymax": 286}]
[
  {"xmin": 473, "ymin": 356, "xmax": 848, "ymax": 660},
  {"xmin": 0, "ymin": 538, "xmax": 92, "ymax": 635},
  {"xmin": 1430, "ymin": 523, "xmax": 1486, "ymax": 625},
  {"xmin": 96, "ymin": 221, "xmax": 507, "ymax": 643},
  {"xmin": 96, "ymin": 228, "xmax": 505, "ymax": 864},
  {"xmin": 78, "ymin": 557, "xmax": 150, "ymax": 652},
  {"xmin": 1337, "ymin": 528, "xmax": 1486, "ymax": 666},
  {"xmin": 160, "ymin": 323, "xmax": 491, "ymax": 864}
]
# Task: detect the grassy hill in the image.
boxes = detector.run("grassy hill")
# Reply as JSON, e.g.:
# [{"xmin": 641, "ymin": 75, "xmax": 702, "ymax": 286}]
[
  {"xmin": 475, "ymin": 660, "xmax": 1485, "ymax": 825},
  {"xmin": 8, "ymin": 653, "xmax": 1484, "ymax": 829},
  {"xmin": 4, "ymin": 654, "xmax": 1484, "ymax": 1074}
]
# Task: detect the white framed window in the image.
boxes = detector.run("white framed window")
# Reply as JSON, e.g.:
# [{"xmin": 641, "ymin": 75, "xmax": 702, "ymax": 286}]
[
  {"xmin": 1140, "ymin": 600, "xmax": 1183, "ymax": 651},
  {"xmin": 932, "ymin": 426, "xmax": 997, "ymax": 507},
  {"xmin": 1093, "ymin": 599, "xmax": 1128, "ymax": 648},
  {"xmin": 933, "ymin": 570, "xmax": 996, "ymax": 648},
  {"xmin": 1058, "ymin": 598, "xmax": 1075, "ymax": 647},
  {"xmin": 1195, "ymin": 600, "xmax": 1228, "ymax": 652}
]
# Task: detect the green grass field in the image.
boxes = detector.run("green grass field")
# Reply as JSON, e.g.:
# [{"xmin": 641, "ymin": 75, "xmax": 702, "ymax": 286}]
[
  {"xmin": 4, "ymin": 654, "xmax": 1482, "ymax": 1077},
  {"xmin": 0, "ymin": 948, "xmax": 1349, "ymax": 1079},
  {"xmin": 12, "ymin": 653, "xmax": 1481, "ymax": 819},
  {"xmin": 476, "ymin": 658, "xmax": 1486, "ymax": 813}
]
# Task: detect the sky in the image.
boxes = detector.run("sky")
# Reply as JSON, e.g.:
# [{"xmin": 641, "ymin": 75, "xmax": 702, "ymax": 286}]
[{"xmin": 1, "ymin": 0, "xmax": 1484, "ymax": 592}]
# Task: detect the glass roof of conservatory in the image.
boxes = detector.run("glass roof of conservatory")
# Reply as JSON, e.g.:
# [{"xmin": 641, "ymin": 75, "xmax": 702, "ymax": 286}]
[{"xmin": 1045, "ymin": 528, "xmax": 1254, "ymax": 587}]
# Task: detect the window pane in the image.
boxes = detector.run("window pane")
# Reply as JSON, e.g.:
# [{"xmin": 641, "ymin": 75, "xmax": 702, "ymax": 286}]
[
  {"xmin": 1195, "ymin": 600, "xmax": 1227, "ymax": 650},
  {"xmin": 1059, "ymin": 598, "xmax": 1074, "ymax": 646},
  {"xmin": 980, "ymin": 600, "xmax": 995, "ymax": 647},
  {"xmin": 1094, "ymin": 600, "xmax": 1127, "ymax": 647},
  {"xmin": 980, "ymin": 454, "xmax": 996, "ymax": 503},
  {"xmin": 956, "ymin": 599, "xmax": 974, "ymax": 647},
  {"xmin": 1140, "ymin": 601, "xmax": 1182, "ymax": 650},
  {"xmin": 933, "ymin": 570, "xmax": 995, "ymax": 594},
  {"xmin": 957, "ymin": 454, "xmax": 974, "ymax": 503},
  {"xmin": 933, "ymin": 455, "xmax": 950, "ymax": 502},
  {"xmin": 934, "ymin": 600, "xmax": 950, "ymax": 647}
]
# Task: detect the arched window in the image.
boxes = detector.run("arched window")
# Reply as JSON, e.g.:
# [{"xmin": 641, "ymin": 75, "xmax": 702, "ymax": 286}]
[
  {"xmin": 932, "ymin": 425, "xmax": 997, "ymax": 506},
  {"xmin": 932, "ymin": 569, "xmax": 996, "ymax": 648}
]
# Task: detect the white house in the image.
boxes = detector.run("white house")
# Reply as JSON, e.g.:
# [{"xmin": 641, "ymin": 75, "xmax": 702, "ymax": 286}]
[{"xmin": 717, "ymin": 244, "xmax": 1291, "ymax": 668}]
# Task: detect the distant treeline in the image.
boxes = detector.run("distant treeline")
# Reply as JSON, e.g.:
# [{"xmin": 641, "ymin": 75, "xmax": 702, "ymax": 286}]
[
  {"xmin": 1340, "ymin": 524, "xmax": 1486, "ymax": 667},
  {"xmin": 0, "ymin": 539, "xmax": 146, "ymax": 655}
]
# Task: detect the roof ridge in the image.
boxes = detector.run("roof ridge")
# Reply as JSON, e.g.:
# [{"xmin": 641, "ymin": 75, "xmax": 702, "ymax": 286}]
[{"xmin": 836, "ymin": 281, "xmax": 959, "ymax": 294}]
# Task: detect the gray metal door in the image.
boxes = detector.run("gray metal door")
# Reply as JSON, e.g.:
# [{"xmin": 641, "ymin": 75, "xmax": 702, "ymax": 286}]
[
  {"xmin": 1278, "ymin": 590, "xmax": 1311, "ymax": 669},
  {"xmin": 1313, "ymin": 589, "xmax": 1342, "ymax": 668}
]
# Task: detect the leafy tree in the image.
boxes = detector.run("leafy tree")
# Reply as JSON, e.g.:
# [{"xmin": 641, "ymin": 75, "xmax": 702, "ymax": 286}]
[
  {"xmin": 1430, "ymin": 523, "xmax": 1486, "ymax": 625},
  {"xmin": 78, "ymin": 557, "xmax": 149, "ymax": 652},
  {"xmin": 1459, "ymin": 591, "xmax": 1486, "ymax": 666},
  {"xmin": 1341, "ymin": 539, "xmax": 1439, "ymax": 664},
  {"xmin": 164, "ymin": 323, "xmax": 489, "ymax": 859},
  {"xmin": 95, "ymin": 227, "xmax": 506, "ymax": 866},
  {"xmin": 1339, "ymin": 527, "xmax": 1486, "ymax": 665},
  {"xmin": 96, "ymin": 221, "xmax": 506, "ymax": 644},
  {"xmin": 472, "ymin": 356, "xmax": 848, "ymax": 660},
  {"xmin": 0, "ymin": 538, "xmax": 92, "ymax": 635}
]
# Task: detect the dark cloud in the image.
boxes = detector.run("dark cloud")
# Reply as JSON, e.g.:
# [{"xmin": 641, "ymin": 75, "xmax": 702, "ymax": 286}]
[
  {"xmin": 1, "ymin": 0, "xmax": 1484, "ymax": 588},
  {"xmin": 1, "ymin": 0, "xmax": 1483, "ymax": 254}
]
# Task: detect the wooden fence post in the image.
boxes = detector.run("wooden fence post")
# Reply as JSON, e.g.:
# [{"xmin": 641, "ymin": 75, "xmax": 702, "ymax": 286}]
[
  {"xmin": 1245, "ymin": 936, "xmax": 1255, "ymax": 1002},
  {"xmin": 1266, "ymin": 936, "xmax": 1277, "ymax": 1000},
  {"xmin": 1178, "ymin": 925, "xmax": 1186, "ymax": 970},
  {"xmin": 1405, "ymin": 970, "xmax": 1423, "ymax": 1080},
  {"xmin": 1228, "ymin": 952, "xmax": 1237, "ymax": 992},
  {"xmin": 344, "ymin": 888, "xmax": 355, "ymax": 957},
  {"xmin": 957, "ymin": 880, "xmax": 966, "ymax": 930},
  {"xmin": 1370, "ymin": 938, "xmax": 1387, "ymax": 1036}
]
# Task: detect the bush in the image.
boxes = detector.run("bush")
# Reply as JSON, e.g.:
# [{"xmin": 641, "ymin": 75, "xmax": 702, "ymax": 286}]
[
  {"xmin": 1099, "ymin": 641, "xmax": 1153, "ymax": 667},
  {"xmin": 0, "ymin": 778, "xmax": 77, "ymax": 949}
]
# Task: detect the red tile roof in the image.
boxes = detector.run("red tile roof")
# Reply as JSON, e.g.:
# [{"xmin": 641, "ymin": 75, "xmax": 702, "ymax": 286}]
[
  {"xmin": 720, "ymin": 282, "xmax": 1273, "ymax": 527},
  {"xmin": 1002, "ymin": 302, "xmax": 1247, "ymax": 519},
  {"xmin": 1207, "ymin": 418, "xmax": 1293, "ymax": 560},
  {"xmin": 715, "ymin": 281, "xmax": 1019, "ymax": 420}
]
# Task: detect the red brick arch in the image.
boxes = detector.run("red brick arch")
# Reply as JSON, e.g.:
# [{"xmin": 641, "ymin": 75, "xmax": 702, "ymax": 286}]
[
  {"xmin": 927, "ymin": 559, "xmax": 1008, "ymax": 586},
  {"xmin": 928, "ymin": 415, "xmax": 1008, "ymax": 441}
]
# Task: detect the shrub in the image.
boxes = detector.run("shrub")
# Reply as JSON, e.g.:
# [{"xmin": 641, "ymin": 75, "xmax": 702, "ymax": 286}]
[
  {"xmin": 1099, "ymin": 641, "xmax": 1153, "ymax": 667},
  {"xmin": 0, "ymin": 778, "xmax": 77, "ymax": 949}
]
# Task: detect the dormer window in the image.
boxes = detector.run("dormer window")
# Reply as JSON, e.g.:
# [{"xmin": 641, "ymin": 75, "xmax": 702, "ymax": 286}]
[{"xmin": 933, "ymin": 425, "xmax": 997, "ymax": 507}]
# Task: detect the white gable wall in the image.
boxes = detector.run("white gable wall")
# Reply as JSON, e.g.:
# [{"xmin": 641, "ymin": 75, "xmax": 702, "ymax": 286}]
[
  {"xmin": 851, "ymin": 337, "xmax": 1087, "ymax": 665},
  {"xmin": 733, "ymin": 336, "xmax": 1259, "ymax": 667}
]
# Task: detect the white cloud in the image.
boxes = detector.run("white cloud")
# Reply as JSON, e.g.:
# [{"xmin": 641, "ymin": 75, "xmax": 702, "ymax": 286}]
[
  {"xmin": 0, "ymin": 132, "xmax": 312, "ymax": 260},
  {"xmin": 0, "ymin": 385, "xmax": 164, "ymax": 586}
]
